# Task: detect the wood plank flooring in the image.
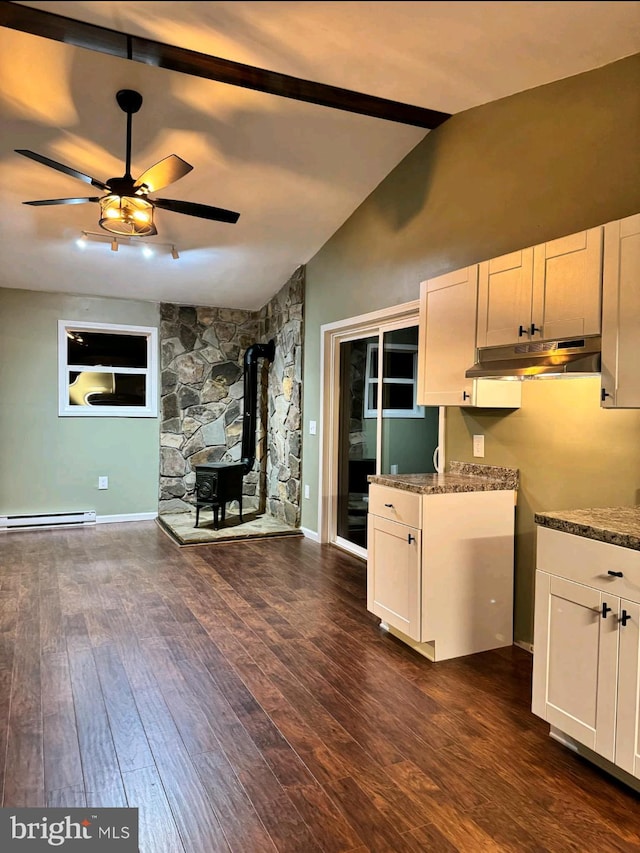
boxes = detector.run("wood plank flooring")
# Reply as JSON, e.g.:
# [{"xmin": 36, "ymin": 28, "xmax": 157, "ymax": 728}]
[{"xmin": 1, "ymin": 522, "xmax": 638, "ymax": 852}]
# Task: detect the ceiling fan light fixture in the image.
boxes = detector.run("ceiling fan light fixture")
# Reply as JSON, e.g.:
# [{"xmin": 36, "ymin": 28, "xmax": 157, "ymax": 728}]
[{"xmin": 99, "ymin": 194, "xmax": 156, "ymax": 236}]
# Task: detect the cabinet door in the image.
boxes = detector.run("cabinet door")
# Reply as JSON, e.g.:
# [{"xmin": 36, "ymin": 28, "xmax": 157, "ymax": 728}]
[
  {"xmin": 532, "ymin": 572, "xmax": 619, "ymax": 760},
  {"xmin": 477, "ymin": 248, "xmax": 534, "ymax": 347},
  {"xmin": 615, "ymin": 599, "xmax": 640, "ymax": 779},
  {"xmin": 417, "ymin": 267, "xmax": 476, "ymax": 406},
  {"xmin": 532, "ymin": 227, "xmax": 603, "ymax": 341},
  {"xmin": 367, "ymin": 514, "xmax": 421, "ymax": 640},
  {"xmin": 602, "ymin": 213, "xmax": 640, "ymax": 408},
  {"xmin": 417, "ymin": 268, "xmax": 521, "ymax": 409}
]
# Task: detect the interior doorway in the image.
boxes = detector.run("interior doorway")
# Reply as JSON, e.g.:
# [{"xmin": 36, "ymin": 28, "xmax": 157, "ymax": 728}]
[{"xmin": 321, "ymin": 303, "xmax": 440, "ymax": 560}]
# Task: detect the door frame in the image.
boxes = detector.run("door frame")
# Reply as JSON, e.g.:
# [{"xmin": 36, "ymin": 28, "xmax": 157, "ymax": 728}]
[{"xmin": 319, "ymin": 300, "xmax": 442, "ymax": 559}]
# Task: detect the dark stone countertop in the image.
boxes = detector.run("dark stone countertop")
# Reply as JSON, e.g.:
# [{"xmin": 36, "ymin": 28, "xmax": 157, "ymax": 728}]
[
  {"xmin": 368, "ymin": 461, "xmax": 519, "ymax": 495},
  {"xmin": 535, "ymin": 506, "xmax": 640, "ymax": 551}
]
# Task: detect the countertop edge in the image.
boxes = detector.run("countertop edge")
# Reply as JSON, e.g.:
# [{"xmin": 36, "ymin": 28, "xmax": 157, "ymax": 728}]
[
  {"xmin": 369, "ymin": 476, "xmax": 517, "ymax": 495},
  {"xmin": 368, "ymin": 462, "xmax": 519, "ymax": 495},
  {"xmin": 535, "ymin": 513, "xmax": 640, "ymax": 552}
]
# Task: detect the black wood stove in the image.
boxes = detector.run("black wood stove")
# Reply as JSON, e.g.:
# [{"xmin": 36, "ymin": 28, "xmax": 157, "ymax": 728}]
[
  {"xmin": 194, "ymin": 463, "xmax": 244, "ymax": 529},
  {"xmin": 194, "ymin": 339, "xmax": 275, "ymax": 528}
]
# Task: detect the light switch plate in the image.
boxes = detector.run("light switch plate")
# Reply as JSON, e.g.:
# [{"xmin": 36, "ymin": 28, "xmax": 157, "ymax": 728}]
[
  {"xmin": 473, "ymin": 435, "xmax": 485, "ymax": 458},
  {"xmin": 309, "ymin": 420, "xmax": 317, "ymax": 435}
]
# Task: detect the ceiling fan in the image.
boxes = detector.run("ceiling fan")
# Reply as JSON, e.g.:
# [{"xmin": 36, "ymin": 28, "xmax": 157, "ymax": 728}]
[{"xmin": 15, "ymin": 89, "xmax": 240, "ymax": 237}]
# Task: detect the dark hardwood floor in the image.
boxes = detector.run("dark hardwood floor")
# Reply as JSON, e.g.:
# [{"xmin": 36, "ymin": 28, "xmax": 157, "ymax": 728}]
[{"xmin": 1, "ymin": 522, "xmax": 638, "ymax": 852}]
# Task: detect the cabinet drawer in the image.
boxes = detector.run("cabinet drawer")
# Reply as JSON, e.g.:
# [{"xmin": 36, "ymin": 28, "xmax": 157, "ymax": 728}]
[
  {"xmin": 537, "ymin": 526, "xmax": 640, "ymax": 604},
  {"xmin": 368, "ymin": 484, "xmax": 421, "ymax": 528}
]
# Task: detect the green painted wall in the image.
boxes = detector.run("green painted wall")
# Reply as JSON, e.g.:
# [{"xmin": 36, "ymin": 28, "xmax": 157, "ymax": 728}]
[
  {"xmin": 363, "ymin": 415, "xmax": 438, "ymax": 475},
  {"xmin": 447, "ymin": 379, "xmax": 640, "ymax": 643},
  {"xmin": 0, "ymin": 288, "xmax": 160, "ymax": 517},
  {"xmin": 301, "ymin": 53, "xmax": 640, "ymax": 644}
]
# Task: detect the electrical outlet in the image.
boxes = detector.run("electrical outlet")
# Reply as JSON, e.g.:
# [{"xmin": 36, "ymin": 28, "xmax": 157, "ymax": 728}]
[
  {"xmin": 473, "ymin": 435, "xmax": 485, "ymax": 458},
  {"xmin": 98, "ymin": 476, "xmax": 109, "ymax": 490},
  {"xmin": 304, "ymin": 484, "xmax": 310, "ymax": 499},
  {"xmin": 309, "ymin": 420, "xmax": 317, "ymax": 436}
]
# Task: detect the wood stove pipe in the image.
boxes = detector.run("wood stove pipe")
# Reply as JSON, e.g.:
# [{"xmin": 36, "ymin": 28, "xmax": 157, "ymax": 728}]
[{"xmin": 241, "ymin": 339, "xmax": 275, "ymax": 474}]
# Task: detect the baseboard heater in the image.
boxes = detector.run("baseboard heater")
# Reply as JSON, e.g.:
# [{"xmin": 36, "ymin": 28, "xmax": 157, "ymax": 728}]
[{"xmin": 0, "ymin": 511, "xmax": 97, "ymax": 531}]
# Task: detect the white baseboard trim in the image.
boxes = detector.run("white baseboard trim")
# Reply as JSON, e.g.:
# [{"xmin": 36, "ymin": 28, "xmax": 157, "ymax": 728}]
[
  {"xmin": 334, "ymin": 535, "xmax": 367, "ymax": 562},
  {"xmin": 96, "ymin": 512, "xmax": 158, "ymax": 525},
  {"xmin": 514, "ymin": 639, "xmax": 534, "ymax": 654},
  {"xmin": 549, "ymin": 726, "xmax": 640, "ymax": 793},
  {"xmin": 301, "ymin": 526, "xmax": 320, "ymax": 542}
]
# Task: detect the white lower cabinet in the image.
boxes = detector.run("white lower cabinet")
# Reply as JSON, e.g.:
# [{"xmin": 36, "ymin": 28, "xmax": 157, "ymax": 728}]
[
  {"xmin": 532, "ymin": 526, "xmax": 640, "ymax": 783},
  {"xmin": 616, "ymin": 599, "xmax": 640, "ymax": 777},
  {"xmin": 367, "ymin": 485, "xmax": 515, "ymax": 661},
  {"xmin": 367, "ymin": 514, "xmax": 421, "ymax": 640}
]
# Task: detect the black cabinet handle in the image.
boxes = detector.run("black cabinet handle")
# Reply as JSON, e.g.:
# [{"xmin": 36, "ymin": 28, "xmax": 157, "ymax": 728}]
[
  {"xmin": 384, "ymin": 503, "xmax": 394, "ymax": 508},
  {"xmin": 601, "ymin": 388, "xmax": 611, "ymax": 402},
  {"xmin": 621, "ymin": 609, "xmax": 631, "ymax": 627},
  {"xmin": 607, "ymin": 570, "xmax": 624, "ymax": 578},
  {"xmin": 602, "ymin": 602, "xmax": 612, "ymax": 618},
  {"xmin": 462, "ymin": 391, "xmax": 470, "ymax": 401},
  {"xmin": 407, "ymin": 534, "xmax": 416, "ymax": 544},
  {"xmin": 518, "ymin": 325, "xmax": 526, "ymax": 337},
  {"xmin": 530, "ymin": 323, "xmax": 541, "ymax": 336}
]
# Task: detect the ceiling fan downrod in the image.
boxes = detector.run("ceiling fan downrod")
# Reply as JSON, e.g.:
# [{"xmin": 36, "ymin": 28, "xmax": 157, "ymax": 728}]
[{"xmin": 115, "ymin": 89, "xmax": 142, "ymax": 181}]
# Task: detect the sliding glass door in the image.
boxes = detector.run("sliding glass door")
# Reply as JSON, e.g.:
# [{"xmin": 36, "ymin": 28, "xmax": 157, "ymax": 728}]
[
  {"xmin": 332, "ymin": 320, "xmax": 439, "ymax": 557},
  {"xmin": 379, "ymin": 326, "xmax": 438, "ymax": 477},
  {"xmin": 336, "ymin": 336, "xmax": 378, "ymax": 548}
]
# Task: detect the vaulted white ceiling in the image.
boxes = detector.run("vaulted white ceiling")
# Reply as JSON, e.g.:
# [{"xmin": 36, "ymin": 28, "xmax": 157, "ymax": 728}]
[{"xmin": 2, "ymin": 1, "xmax": 639, "ymax": 308}]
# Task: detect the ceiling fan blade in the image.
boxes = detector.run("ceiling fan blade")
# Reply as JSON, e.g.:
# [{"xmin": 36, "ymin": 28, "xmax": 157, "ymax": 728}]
[
  {"xmin": 134, "ymin": 155, "xmax": 193, "ymax": 193},
  {"xmin": 15, "ymin": 150, "xmax": 110, "ymax": 191},
  {"xmin": 152, "ymin": 198, "xmax": 240, "ymax": 224},
  {"xmin": 23, "ymin": 197, "xmax": 102, "ymax": 206}
]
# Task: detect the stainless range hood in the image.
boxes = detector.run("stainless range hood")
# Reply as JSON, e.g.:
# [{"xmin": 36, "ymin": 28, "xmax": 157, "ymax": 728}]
[{"xmin": 466, "ymin": 335, "xmax": 601, "ymax": 379}]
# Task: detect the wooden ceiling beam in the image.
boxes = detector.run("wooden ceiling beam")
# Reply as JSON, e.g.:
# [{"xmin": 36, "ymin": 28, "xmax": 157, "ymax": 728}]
[{"xmin": 0, "ymin": 0, "xmax": 451, "ymax": 129}]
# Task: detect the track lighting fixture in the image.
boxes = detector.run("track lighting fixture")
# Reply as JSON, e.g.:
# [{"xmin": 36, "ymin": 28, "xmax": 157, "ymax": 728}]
[{"xmin": 76, "ymin": 231, "xmax": 180, "ymax": 259}]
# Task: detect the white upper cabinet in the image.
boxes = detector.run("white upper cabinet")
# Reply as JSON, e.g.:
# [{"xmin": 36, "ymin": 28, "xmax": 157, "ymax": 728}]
[
  {"xmin": 417, "ymin": 266, "xmax": 521, "ymax": 408},
  {"xmin": 601, "ymin": 213, "xmax": 640, "ymax": 408},
  {"xmin": 532, "ymin": 228, "xmax": 603, "ymax": 341},
  {"xmin": 477, "ymin": 227, "xmax": 603, "ymax": 347},
  {"xmin": 477, "ymin": 248, "xmax": 534, "ymax": 347}
]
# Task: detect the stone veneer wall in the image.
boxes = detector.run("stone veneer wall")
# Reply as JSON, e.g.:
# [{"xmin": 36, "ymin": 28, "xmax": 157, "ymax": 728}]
[
  {"xmin": 158, "ymin": 267, "xmax": 304, "ymax": 523},
  {"xmin": 159, "ymin": 305, "xmax": 260, "ymax": 514},
  {"xmin": 259, "ymin": 267, "xmax": 304, "ymax": 526}
]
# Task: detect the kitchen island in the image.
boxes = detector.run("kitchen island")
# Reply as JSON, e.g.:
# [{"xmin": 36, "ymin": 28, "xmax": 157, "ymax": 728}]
[{"xmin": 366, "ymin": 461, "xmax": 518, "ymax": 661}]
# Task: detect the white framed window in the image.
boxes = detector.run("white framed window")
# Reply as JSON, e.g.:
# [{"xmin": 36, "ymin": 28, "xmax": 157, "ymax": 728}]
[
  {"xmin": 58, "ymin": 320, "xmax": 158, "ymax": 417},
  {"xmin": 364, "ymin": 342, "xmax": 424, "ymax": 418}
]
